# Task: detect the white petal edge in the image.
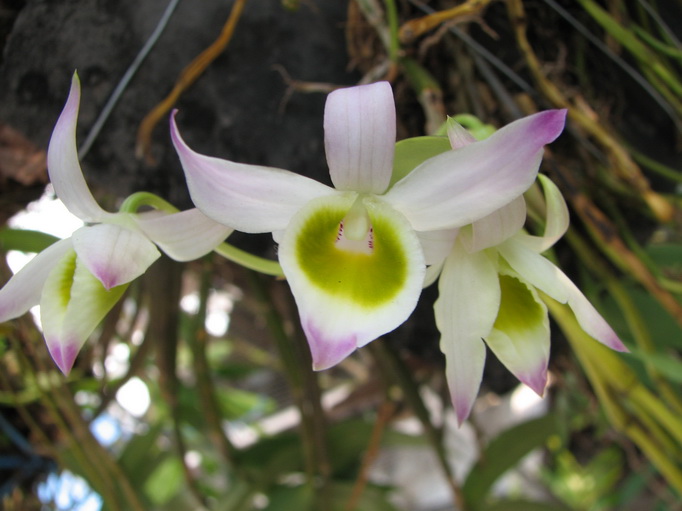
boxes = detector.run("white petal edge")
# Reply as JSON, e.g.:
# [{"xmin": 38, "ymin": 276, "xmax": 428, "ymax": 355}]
[
  {"xmin": 0, "ymin": 238, "xmax": 74, "ymax": 322},
  {"xmin": 171, "ymin": 111, "xmax": 337, "ymax": 233},
  {"xmin": 47, "ymin": 72, "xmax": 108, "ymax": 223},
  {"xmin": 556, "ymin": 267, "xmax": 628, "ymax": 352},
  {"xmin": 501, "ymin": 239, "xmax": 626, "ymax": 352},
  {"xmin": 461, "ymin": 196, "xmax": 527, "ymax": 253},
  {"xmin": 516, "ymin": 174, "xmax": 569, "ymax": 253},
  {"xmin": 72, "ymin": 223, "xmax": 160, "ymax": 289},
  {"xmin": 278, "ymin": 194, "xmax": 425, "ymax": 370},
  {"xmin": 136, "ymin": 208, "xmax": 233, "ymax": 261},
  {"xmin": 324, "ymin": 82, "xmax": 395, "ymax": 194},
  {"xmin": 418, "ymin": 228, "xmax": 458, "ymax": 265},
  {"xmin": 384, "ymin": 110, "xmax": 567, "ymax": 231},
  {"xmin": 498, "ymin": 237, "xmax": 570, "ymax": 303},
  {"xmin": 446, "ymin": 117, "xmax": 477, "ymax": 149},
  {"xmin": 435, "ymin": 242, "xmax": 500, "ymax": 425}
]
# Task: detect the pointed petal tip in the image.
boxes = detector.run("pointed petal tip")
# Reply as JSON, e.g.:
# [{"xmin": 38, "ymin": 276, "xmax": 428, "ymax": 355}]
[
  {"xmin": 518, "ymin": 365, "xmax": 548, "ymax": 396},
  {"xmin": 305, "ymin": 321, "xmax": 358, "ymax": 371},
  {"xmin": 535, "ymin": 109, "xmax": 568, "ymax": 144},
  {"xmin": 47, "ymin": 339, "xmax": 79, "ymax": 375},
  {"xmin": 453, "ymin": 395, "xmax": 475, "ymax": 427}
]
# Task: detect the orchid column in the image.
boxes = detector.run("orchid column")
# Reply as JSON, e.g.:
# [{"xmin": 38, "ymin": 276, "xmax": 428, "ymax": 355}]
[{"xmin": 171, "ymin": 81, "xmax": 566, "ymax": 371}]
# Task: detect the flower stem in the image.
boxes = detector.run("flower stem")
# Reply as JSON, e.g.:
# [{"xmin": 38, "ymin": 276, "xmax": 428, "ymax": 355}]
[{"xmin": 119, "ymin": 191, "xmax": 285, "ymax": 276}]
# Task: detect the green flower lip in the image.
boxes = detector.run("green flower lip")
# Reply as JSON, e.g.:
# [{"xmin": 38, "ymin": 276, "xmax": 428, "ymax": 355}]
[{"xmin": 295, "ymin": 197, "xmax": 409, "ymax": 309}]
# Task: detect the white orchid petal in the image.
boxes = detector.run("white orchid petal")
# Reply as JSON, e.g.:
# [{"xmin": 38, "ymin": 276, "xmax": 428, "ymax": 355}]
[
  {"xmin": 556, "ymin": 268, "xmax": 628, "ymax": 352},
  {"xmin": 501, "ymin": 239, "xmax": 626, "ymax": 352},
  {"xmin": 435, "ymin": 243, "xmax": 500, "ymax": 425},
  {"xmin": 0, "ymin": 238, "xmax": 73, "ymax": 322},
  {"xmin": 461, "ymin": 196, "xmax": 527, "ymax": 253},
  {"xmin": 485, "ymin": 273, "xmax": 550, "ymax": 396},
  {"xmin": 498, "ymin": 238, "xmax": 570, "ymax": 303},
  {"xmin": 446, "ymin": 118, "xmax": 477, "ymax": 149},
  {"xmin": 324, "ymin": 82, "xmax": 395, "ymax": 194},
  {"xmin": 41, "ymin": 253, "xmax": 127, "ymax": 374},
  {"xmin": 278, "ymin": 194, "xmax": 425, "ymax": 370},
  {"xmin": 384, "ymin": 110, "xmax": 567, "ymax": 231},
  {"xmin": 72, "ymin": 223, "xmax": 160, "ymax": 289},
  {"xmin": 517, "ymin": 174, "xmax": 569, "ymax": 253},
  {"xmin": 418, "ymin": 228, "xmax": 458, "ymax": 265},
  {"xmin": 171, "ymin": 112, "xmax": 336, "ymax": 233},
  {"xmin": 136, "ymin": 208, "xmax": 232, "ymax": 261},
  {"xmin": 47, "ymin": 72, "xmax": 108, "ymax": 222}
]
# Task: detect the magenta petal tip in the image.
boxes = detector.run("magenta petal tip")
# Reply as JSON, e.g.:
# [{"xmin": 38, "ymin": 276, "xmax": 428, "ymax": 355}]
[
  {"xmin": 305, "ymin": 321, "xmax": 358, "ymax": 371},
  {"xmin": 47, "ymin": 339, "xmax": 79, "ymax": 375},
  {"xmin": 518, "ymin": 366, "xmax": 548, "ymax": 397}
]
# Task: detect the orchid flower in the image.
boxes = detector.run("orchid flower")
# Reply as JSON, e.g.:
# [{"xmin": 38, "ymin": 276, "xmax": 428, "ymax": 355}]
[
  {"xmin": 434, "ymin": 120, "xmax": 628, "ymax": 425},
  {"xmin": 0, "ymin": 73, "xmax": 232, "ymax": 374},
  {"xmin": 171, "ymin": 81, "xmax": 567, "ymax": 370}
]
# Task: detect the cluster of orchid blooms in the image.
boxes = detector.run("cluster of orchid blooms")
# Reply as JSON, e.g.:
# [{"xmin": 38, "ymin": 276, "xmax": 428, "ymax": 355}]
[{"xmin": 0, "ymin": 73, "xmax": 627, "ymax": 424}]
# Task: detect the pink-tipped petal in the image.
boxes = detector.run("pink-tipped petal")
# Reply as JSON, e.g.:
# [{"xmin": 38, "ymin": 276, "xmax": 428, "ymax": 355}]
[
  {"xmin": 324, "ymin": 82, "xmax": 395, "ymax": 194},
  {"xmin": 461, "ymin": 196, "xmax": 527, "ymax": 253},
  {"xmin": 485, "ymin": 274, "xmax": 550, "ymax": 396},
  {"xmin": 41, "ymin": 254, "xmax": 128, "ymax": 375},
  {"xmin": 72, "ymin": 223, "xmax": 160, "ymax": 289},
  {"xmin": 502, "ymin": 239, "xmax": 626, "ymax": 352},
  {"xmin": 557, "ymin": 269, "xmax": 628, "ymax": 352},
  {"xmin": 0, "ymin": 238, "xmax": 73, "ymax": 322},
  {"xmin": 384, "ymin": 109, "xmax": 567, "ymax": 231},
  {"xmin": 136, "ymin": 208, "xmax": 233, "ymax": 261},
  {"xmin": 305, "ymin": 321, "xmax": 359, "ymax": 371},
  {"xmin": 47, "ymin": 72, "xmax": 108, "ymax": 222},
  {"xmin": 435, "ymin": 242, "xmax": 500, "ymax": 425},
  {"xmin": 45, "ymin": 338, "xmax": 79, "ymax": 375},
  {"xmin": 171, "ymin": 112, "xmax": 336, "ymax": 233}
]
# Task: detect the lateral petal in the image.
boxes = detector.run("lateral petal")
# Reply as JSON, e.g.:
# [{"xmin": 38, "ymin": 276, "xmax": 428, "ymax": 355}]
[
  {"xmin": 460, "ymin": 196, "xmax": 527, "ymax": 253},
  {"xmin": 498, "ymin": 238, "xmax": 570, "ymax": 303},
  {"xmin": 516, "ymin": 174, "xmax": 569, "ymax": 253},
  {"xmin": 435, "ymin": 242, "xmax": 500, "ymax": 425},
  {"xmin": 418, "ymin": 228, "xmax": 458, "ymax": 265},
  {"xmin": 384, "ymin": 110, "xmax": 567, "ymax": 231},
  {"xmin": 47, "ymin": 72, "xmax": 108, "ymax": 223},
  {"xmin": 501, "ymin": 239, "xmax": 626, "ymax": 352},
  {"xmin": 556, "ymin": 268, "xmax": 628, "ymax": 352},
  {"xmin": 171, "ymin": 112, "xmax": 336, "ymax": 233},
  {"xmin": 41, "ymin": 253, "xmax": 127, "ymax": 374},
  {"xmin": 0, "ymin": 238, "xmax": 73, "ymax": 322},
  {"xmin": 136, "ymin": 208, "xmax": 232, "ymax": 261},
  {"xmin": 324, "ymin": 82, "xmax": 395, "ymax": 194},
  {"xmin": 278, "ymin": 194, "xmax": 425, "ymax": 370},
  {"xmin": 72, "ymin": 222, "xmax": 160, "ymax": 289},
  {"xmin": 485, "ymin": 273, "xmax": 550, "ymax": 395}
]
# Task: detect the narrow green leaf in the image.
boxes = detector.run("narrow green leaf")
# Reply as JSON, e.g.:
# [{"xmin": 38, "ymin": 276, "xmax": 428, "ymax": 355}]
[
  {"xmin": 0, "ymin": 228, "xmax": 59, "ymax": 253},
  {"xmin": 482, "ymin": 499, "xmax": 573, "ymax": 511},
  {"xmin": 463, "ymin": 414, "xmax": 559, "ymax": 509}
]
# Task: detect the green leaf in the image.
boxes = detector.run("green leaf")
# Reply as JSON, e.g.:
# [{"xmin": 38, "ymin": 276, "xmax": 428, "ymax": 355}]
[
  {"xmin": 390, "ymin": 136, "xmax": 451, "ymax": 186},
  {"xmin": 144, "ymin": 456, "xmax": 184, "ymax": 505},
  {"xmin": 463, "ymin": 414, "xmax": 559, "ymax": 510},
  {"xmin": 482, "ymin": 499, "xmax": 573, "ymax": 511},
  {"xmin": 0, "ymin": 228, "xmax": 60, "ymax": 253},
  {"xmin": 628, "ymin": 349, "xmax": 682, "ymax": 383}
]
